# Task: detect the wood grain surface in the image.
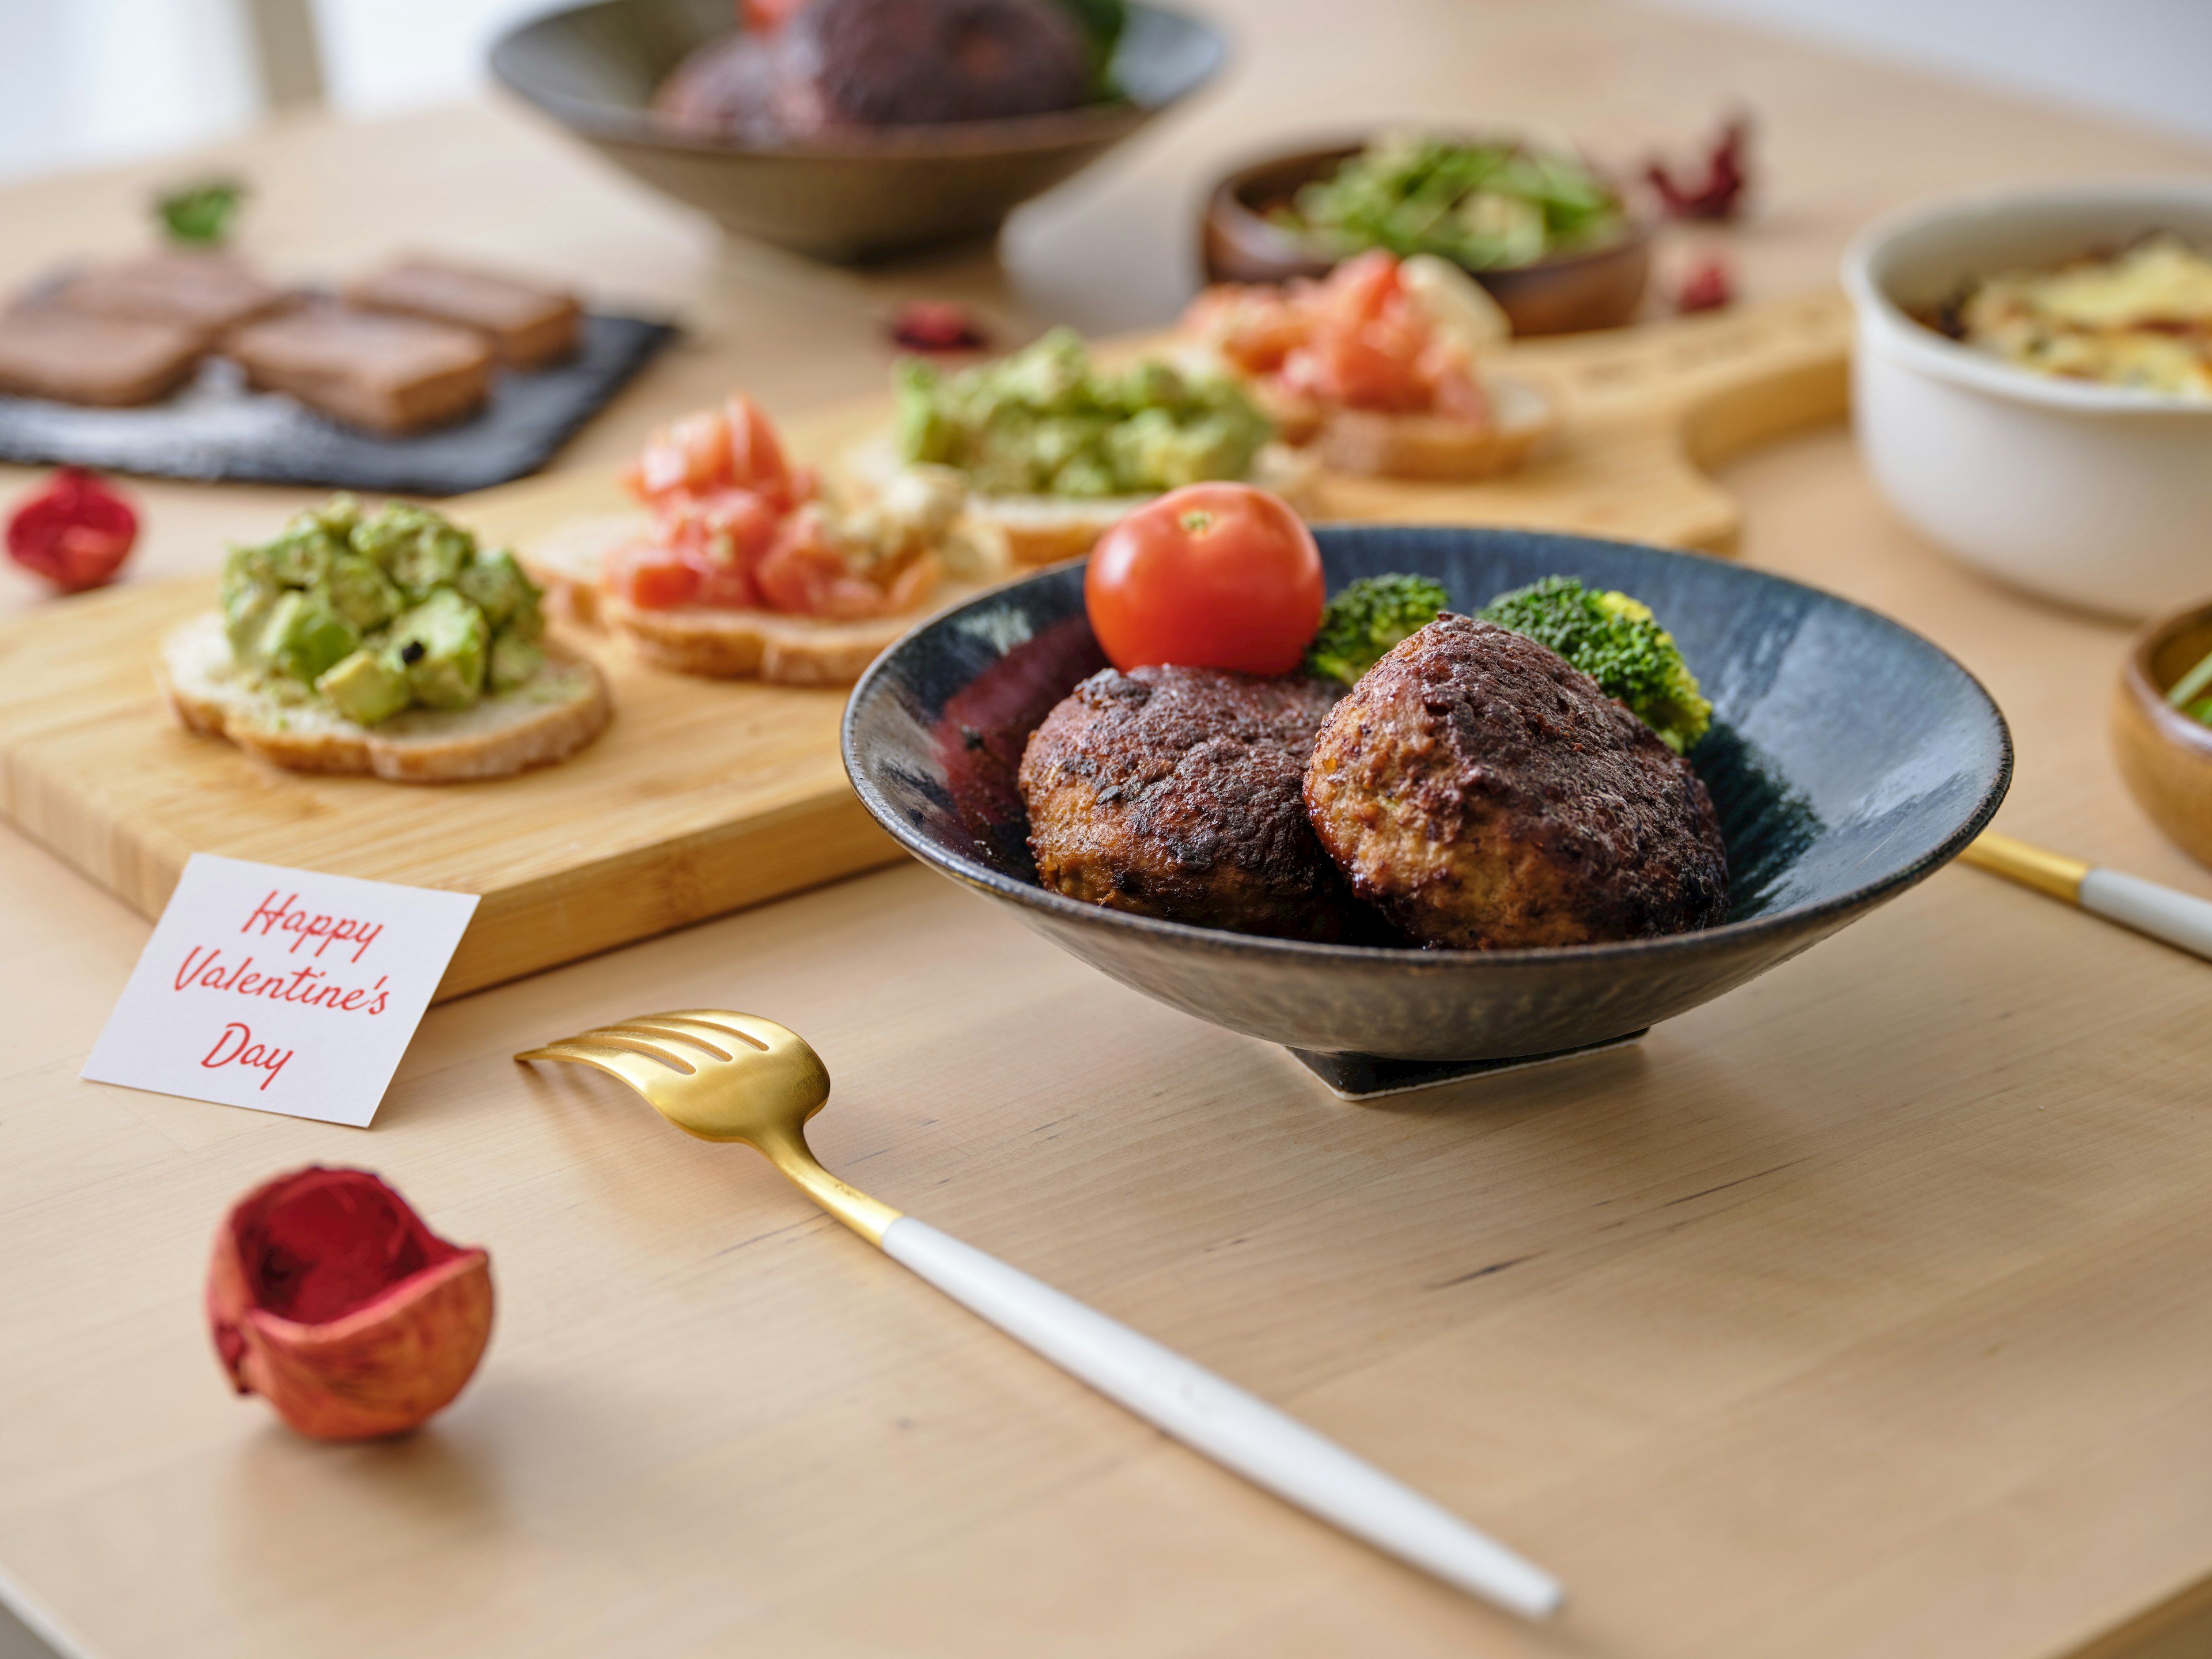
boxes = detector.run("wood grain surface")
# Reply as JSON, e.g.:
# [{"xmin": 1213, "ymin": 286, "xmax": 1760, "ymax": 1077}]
[
  {"xmin": 5, "ymin": 2, "xmax": 2212, "ymax": 1656},
  {"xmin": 0, "ymin": 294, "xmax": 1846, "ymax": 997}
]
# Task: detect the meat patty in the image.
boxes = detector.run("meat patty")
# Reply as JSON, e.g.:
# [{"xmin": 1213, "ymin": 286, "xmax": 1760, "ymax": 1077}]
[
  {"xmin": 658, "ymin": 0, "xmax": 1092, "ymax": 140},
  {"xmin": 1304, "ymin": 615, "xmax": 1728, "ymax": 949},
  {"xmin": 786, "ymin": 0, "xmax": 1091, "ymax": 127},
  {"xmin": 1020, "ymin": 666, "xmax": 1357, "ymax": 942}
]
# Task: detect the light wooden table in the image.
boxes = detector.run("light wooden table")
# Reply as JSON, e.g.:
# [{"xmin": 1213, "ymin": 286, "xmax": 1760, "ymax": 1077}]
[{"xmin": 5, "ymin": 4, "xmax": 2212, "ymax": 1656}]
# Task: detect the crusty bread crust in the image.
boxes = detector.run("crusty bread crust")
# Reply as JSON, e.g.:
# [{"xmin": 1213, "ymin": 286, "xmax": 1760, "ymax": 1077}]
[
  {"xmin": 599, "ymin": 589, "xmax": 986, "ymax": 687},
  {"xmin": 158, "ymin": 612, "xmax": 611, "ymax": 782},
  {"xmin": 839, "ymin": 437, "xmax": 1326, "ymax": 566},
  {"xmin": 1315, "ymin": 375, "xmax": 1555, "ymax": 480},
  {"xmin": 516, "ymin": 512, "xmax": 1006, "ymax": 686}
]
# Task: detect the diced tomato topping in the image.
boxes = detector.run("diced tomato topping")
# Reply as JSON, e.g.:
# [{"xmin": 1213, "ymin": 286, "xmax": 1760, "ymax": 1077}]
[
  {"xmin": 725, "ymin": 395, "xmax": 794, "ymax": 510},
  {"xmin": 604, "ymin": 540, "xmax": 700, "ymax": 609},
  {"xmin": 756, "ymin": 509, "xmax": 912, "ymax": 620},
  {"xmin": 1181, "ymin": 248, "xmax": 1491, "ymax": 419},
  {"xmin": 612, "ymin": 392, "xmax": 930, "ymax": 619}
]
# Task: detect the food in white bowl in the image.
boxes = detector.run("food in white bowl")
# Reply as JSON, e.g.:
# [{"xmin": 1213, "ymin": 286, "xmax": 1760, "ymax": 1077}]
[{"xmin": 1842, "ymin": 179, "xmax": 2212, "ymax": 619}]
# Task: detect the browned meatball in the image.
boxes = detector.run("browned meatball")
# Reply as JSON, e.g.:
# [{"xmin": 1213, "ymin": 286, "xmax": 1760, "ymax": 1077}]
[
  {"xmin": 1304, "ymin": 615, "xmax": 1728, "ymax": 949},
  {"xmin": 1020, "ymin": 666, "xmax": 1358, "ymax": 942}
]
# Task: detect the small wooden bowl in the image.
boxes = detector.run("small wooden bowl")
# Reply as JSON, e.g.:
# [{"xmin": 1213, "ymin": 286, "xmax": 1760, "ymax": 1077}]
[
  {"xmin": 2112, "ymin": 596, "xmax": 2212, "ymax": 868},
  {"xmin": 1200, "ymin": 141, "xmax": 1652, "ymax": 335}
]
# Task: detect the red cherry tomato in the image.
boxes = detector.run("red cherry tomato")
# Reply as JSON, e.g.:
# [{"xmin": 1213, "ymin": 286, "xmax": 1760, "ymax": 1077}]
[
  {"xmin": 7, "ymin": 468, "xmax": 138, "ymax": 593},
  {"xmin": 1085, "ymin": 484, "xmax": 1324, "ymax": 675}
]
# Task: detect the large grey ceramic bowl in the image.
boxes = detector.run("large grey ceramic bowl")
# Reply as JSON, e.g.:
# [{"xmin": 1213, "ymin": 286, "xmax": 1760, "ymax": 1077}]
[
  {"xmin": 843, "ymin": 528, "xmax": 2011, "ymax": 1065},
  {"xmin": 489, "ymin": 0, "xmax": 1228, "ymax": 262}
]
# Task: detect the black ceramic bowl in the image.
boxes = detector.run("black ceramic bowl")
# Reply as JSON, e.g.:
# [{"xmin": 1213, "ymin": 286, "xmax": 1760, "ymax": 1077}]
[
  {"xmin": 489, "ymin": 0, "xmax": 1228, "ymax": 263},
  {"xmin": 843, "ymin": 528, "xmax": 2010, "ymax": 1066}
]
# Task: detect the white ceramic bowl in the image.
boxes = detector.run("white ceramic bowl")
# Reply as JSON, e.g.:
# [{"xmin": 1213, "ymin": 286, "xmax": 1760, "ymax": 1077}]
[{"xmin": 1842, "ymin": 179, "xmax": 2212, "ymax": 619}]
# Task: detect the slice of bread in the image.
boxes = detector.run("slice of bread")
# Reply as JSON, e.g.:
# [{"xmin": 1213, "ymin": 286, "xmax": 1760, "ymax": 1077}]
[
  {"xmin": 599, "ymin": 576, "xmax": 997, "ymax": 686},
  {"xmin": 839, "ymin": 437, "xmax": 1326, "ymax": 566},
  {"xmin": 514, "ymin": 512, "xmax": 1002, "ymax": 687},
  {"xmin": 1316, "ymin": 375, "xmax": 1555, "ymax": 481},
  {"xmin": 158, "ymin": 612, "xmax": 611, "ymax": 782}
]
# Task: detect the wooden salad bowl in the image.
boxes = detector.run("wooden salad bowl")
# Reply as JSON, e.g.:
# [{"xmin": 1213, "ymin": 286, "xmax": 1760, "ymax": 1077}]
[
  {"xmin": 2113, "ymin": 595, "xmax": 2212, "ymax": 870},
  {"xmin": 1200, "ymin": 141, "xmax": 1652, "ymax": 335}
]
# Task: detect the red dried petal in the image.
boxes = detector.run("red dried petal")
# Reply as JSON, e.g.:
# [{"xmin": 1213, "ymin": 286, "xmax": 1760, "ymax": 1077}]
[
  {"xmin": 6, "ymin": 468, "xmax": 138, "ymax": 593},
  {"xmin": 206, "ymin": 1166, "xmax": 494, "ymax": 1441},
  {"xmin": 890, "ymin": 301, "xmax": 990, "ymax": 354},
  {"xmin": 1676, "ymin": 257, "xmax": 1736, "ymax": 315},
  {"xmin": 1647, "ymin": 116, "xmax": 1752, "ymax": 223}
]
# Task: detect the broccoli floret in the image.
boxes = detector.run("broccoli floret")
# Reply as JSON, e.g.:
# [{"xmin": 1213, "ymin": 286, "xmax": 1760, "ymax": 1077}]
[
  {"xmin": 1306, "ymin": 574, "xmax": 1451, "ymax": 685},
  {"xmin": 1477, "ymin": 575, "xmax": 1712, "ymax": 752}
]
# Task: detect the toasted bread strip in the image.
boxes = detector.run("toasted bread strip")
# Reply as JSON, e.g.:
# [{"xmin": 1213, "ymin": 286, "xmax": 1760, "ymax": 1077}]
[
  {"xmin": 51, "ymin": 252, "xmax": 289, "ymax": 335},
  {"xmin": 0, "ymin": 307, "xmax": 204, "ymax": 406},
  {"xmin": 225, "ymin": 305, "xmax": 494, "ymax": 435},
  {"xmin": 158, "ymin": 613, "xmax": 611, "ymax": 782},
  {"xmin": 344, "ymin": 258, "xmax": 581, "ymax": 369}
]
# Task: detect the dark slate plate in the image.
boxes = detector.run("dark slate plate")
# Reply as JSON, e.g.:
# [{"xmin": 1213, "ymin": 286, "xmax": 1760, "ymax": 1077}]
[
  {"xmin": 0, "ymin": 312, "xmax": 674, "ymax": 497},
  {"xmin": 843, "ymin": 527, "xmax": 2014, "ymax": 1067}
]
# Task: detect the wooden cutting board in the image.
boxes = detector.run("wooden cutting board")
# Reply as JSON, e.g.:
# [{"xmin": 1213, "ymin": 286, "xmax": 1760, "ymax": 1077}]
[{"xmin": 0, "ymin": 290, "xmax": 1850, "ymax": 1001}]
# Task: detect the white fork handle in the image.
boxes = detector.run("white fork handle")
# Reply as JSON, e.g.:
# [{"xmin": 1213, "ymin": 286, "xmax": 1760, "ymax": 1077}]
[
  {"xmin": 2079, "ymin": 868, "xmax": 2212, "ymax": 961},
  {"xmin": 880, "ymin": 1217, "xmax": 1565, "ymax": 1620}
]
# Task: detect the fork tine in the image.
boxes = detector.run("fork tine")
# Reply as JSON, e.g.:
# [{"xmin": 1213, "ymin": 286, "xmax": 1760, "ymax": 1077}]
[
  {"xmin": 569, "ymin": 1028, "xmax": 702, "ymax": 1072},
  {"xmin": 647, "ymin": 1009, "xmax": 781, "ymax": 1052},
  {"xmin": 596, "ymin": 1018, "xmax": 738, "ymax": 1060},
  {"xmin": 513, "ymin": 1040, "xmax": 680, "ymax": 1100}
]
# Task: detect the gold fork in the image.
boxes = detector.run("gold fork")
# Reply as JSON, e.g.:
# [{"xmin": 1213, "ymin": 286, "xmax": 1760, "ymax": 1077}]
[{"xmin": 517, "ymin": 1009, "xmax": 1563, "ymax": 1620}]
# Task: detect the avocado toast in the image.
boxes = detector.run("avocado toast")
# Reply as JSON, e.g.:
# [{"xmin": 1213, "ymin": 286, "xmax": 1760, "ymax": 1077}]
[
  {"xmin": 849, "ymin": 329, "xmax": 1323, "ymax": 566},
  {"xmin": 161, "ymin": 495, "xmax": 610, "ymax": 782}
]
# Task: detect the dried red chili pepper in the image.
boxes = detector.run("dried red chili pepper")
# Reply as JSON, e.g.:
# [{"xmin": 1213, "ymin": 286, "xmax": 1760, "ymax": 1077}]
[
  {"xmin": 889, "ymin": 300, "xmax": 990, "ymax": 354},
  {"xmin": 1647, "ymin": 116, "xmax": 1752, "ymax": 222},
  {"xmin": 6, "ymin": 468, "xmax": 139, "ymax": 593},
  {"xmin": 1675, "ymin": 256, "xmax": 1736, "ymax": 315}
]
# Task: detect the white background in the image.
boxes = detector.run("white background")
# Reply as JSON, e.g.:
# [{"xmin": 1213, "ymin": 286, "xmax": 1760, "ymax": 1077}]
[{"xmin": 0, "ymin": 0, "xmax": 2206, "ymax": 185}]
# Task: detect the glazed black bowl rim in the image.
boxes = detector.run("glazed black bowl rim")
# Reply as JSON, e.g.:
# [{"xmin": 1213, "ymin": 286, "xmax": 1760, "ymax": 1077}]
[
  {"xmin": 1207, "ymin": 133, "xmax": 1654, "ymax": 278},
  {"xmin": 488, "ymin": 0, "xmax": 1229, "ymax": 162},
  {"xmin": 842, "ymin": 531, "xmax": 2014, "ymax": 968}
]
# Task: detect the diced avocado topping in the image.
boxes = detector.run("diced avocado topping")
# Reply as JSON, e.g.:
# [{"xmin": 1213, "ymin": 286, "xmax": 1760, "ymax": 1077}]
[
  {"xmin": 455, "ymin": 547, "xmax": 531, "ymax": 630},
  {"xmin": 319, "ymin": 554, "xmax": 402, "ymax": 632},
  {"xmin": 315, "ymin": 647, "xmax": 412, "ymax": 726},
  {"xmin": 389, "ymin": 588, "xmax": 488, "ymax": 712},
  {"xmin": 489, "ymin": 631, "xmax": 546, "ymax": 693},
  {"xmin": 895, "ymin": 328, "xmax": 1273, "ymax": 499},
  {"xmin": 257, "ymin": 590, "xmax": 361, "ymax": 684},
  {"xmin": 222, "ymin": 573, "xmax": 281, "ymax": 660},
  {"xmin": 218, "ymin": 495, "xmax": 550, "ymax": 727}
]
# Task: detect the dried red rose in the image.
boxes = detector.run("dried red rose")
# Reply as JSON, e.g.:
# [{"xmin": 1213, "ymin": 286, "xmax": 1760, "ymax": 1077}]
[
  {"xmin": 889, "ymin": 300, "xmax": 990, "ymax": 354},
  {"xmin": 207, "ymin": 1166, "xmax": 494, "ymax": 1441},
  {"xmin": 6, "ymin": 468, "xmax": 138, "ymax": 593},
  {"xmin": 1647, "ymin": 116, "xmax": 1752, "ymax": 222}
]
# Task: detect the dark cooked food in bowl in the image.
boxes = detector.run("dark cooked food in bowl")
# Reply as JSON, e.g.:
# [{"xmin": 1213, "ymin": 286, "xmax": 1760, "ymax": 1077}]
[
  {"xmin": 843, "ymin": 526, "xmax": 2012, "ymax": 1063},
  {"xmin": 1306, "ymin": 616, "xmax": 1728, "ymax": 949},
  {"xmin": 658, "ymin": 0, "xmax": 1100, "ymax": 142},
  {"xmin": 1021, "ymin": 665, "xmax": 1357, "ymax": 942}
]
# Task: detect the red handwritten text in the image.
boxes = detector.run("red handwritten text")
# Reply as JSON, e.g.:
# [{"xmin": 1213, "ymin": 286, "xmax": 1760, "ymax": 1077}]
[
  {"xmin": 243, "ymin": 890, "xmax": 384, "ymax": 962},
  {"xmin": 174, "ymin": 948, "xmax": 389, "ymax": 1016},
  {"xmin": 201, "ymin": 1022, "xmax": 292, "ymax": 1090}
]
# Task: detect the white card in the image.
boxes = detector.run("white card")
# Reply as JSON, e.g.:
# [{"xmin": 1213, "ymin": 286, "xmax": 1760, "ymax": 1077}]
[{"xmin": 82, "ymin": 854, "xmax": 479, "ymax": 1127}]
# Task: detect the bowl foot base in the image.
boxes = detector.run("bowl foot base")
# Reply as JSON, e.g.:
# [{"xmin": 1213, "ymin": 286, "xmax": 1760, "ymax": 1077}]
[{"xmin": 1288, "ymin": 1029, "xmax": 1649, "ymax": 1101}]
